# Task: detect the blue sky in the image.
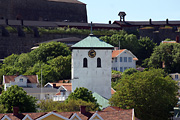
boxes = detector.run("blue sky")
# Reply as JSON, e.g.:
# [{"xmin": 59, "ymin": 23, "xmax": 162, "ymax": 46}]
[{"xmin": 80, "ymin": 0, "xmax": 180, "ymax": 23}]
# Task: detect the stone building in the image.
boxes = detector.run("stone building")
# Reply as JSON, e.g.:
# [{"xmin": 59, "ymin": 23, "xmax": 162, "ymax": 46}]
[{"xmin": 0, "ymin": 0, "xmax": 87, "ymax": 22}]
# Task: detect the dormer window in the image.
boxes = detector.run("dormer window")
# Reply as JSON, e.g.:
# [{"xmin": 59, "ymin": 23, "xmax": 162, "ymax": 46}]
[{"xmin": 20, "ymin": 78, "xmax": 23, "ymax": 82}]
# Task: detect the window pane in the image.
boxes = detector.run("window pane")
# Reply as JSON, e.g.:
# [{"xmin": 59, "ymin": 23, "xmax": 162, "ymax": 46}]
[
  {"xmin": 128, "ymin": 57, "xmax": 132, "ymax": 62},
  {"xmin": 115, "ymin": 58, "xmax": 117, "ymax": 62},
  {"xmin": 120, "ymin": 57, "xmax": 122, "ymax": 62},
  {"xmin": 124, "ymin": 57, "xmax": 127, "ymax": 62},
  {"xmin": 120, "ymin": 67, "xmax": 123, "ymax": 72}
]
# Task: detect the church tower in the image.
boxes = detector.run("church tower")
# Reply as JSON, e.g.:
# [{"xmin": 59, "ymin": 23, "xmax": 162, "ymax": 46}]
[{"xmin": 71, "ymin": 34, "xmax": 114, "ymax": 99}]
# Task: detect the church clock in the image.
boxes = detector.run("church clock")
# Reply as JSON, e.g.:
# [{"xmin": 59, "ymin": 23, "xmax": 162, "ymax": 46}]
[{"xmin": 88, "ymin": 49, "xmax": 96, "ymax": 58}]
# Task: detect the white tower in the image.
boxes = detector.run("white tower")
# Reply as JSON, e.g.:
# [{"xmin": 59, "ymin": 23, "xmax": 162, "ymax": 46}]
[{"xmin": 71, "ymin": 34, "xmax": 114, "ymax": 99}]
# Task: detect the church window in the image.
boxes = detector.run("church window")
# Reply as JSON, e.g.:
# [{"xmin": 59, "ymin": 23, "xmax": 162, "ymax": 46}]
[
  {"xmin": 83, "ymin": 58, "xmax": 88, "ymax": 68},
  {"xmin": 97, "ymin": 58, "xmax": 101, "ymax": 67}
]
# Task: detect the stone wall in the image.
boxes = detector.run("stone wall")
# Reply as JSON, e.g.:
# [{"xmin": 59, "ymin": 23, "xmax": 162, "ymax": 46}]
[
  {"xmin": 0, "ymin": 0, "xmax": 87, "ymax": 22},
  {"xmin": 0, "ymin": 32, "xmax": 86, "ymax": 59},
  {"xmin": 139, "ymin": 27, "xmax": 180, "ymax": 44}
]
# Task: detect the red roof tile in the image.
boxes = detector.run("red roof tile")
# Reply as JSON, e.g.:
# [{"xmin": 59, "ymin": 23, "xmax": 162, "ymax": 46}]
[
  {"xmin": 50, "ymin": 83, "xmax": 72, "ymax": 88},
  {"xmin": 4, "ymin": 75, "xmax": 38, "ymax": 84},
  {"xmin": 0, "ymin": 110, "xmax": 135, "ymax": 120},
  {"xmin": 112, "ymin": 49, "xmax": 126, "ymax": 58}
]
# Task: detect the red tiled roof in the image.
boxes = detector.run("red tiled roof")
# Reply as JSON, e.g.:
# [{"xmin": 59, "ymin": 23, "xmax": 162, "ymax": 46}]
[
  {"xmin": 4, "ymin": 75, "xmax": 38, "ymax": 84},
  {"xmin": 133, "ymin": 58, "xmax": 138, "ymax": 61},
  {"xmin": 112, "ymin": 49, "xmax": 138, "ymax": 61},
  {"xmin": 62, "ymin": 85, "xmax": 72, "ymax": 91},
  {"xmin": 50, "ymin": 83, "xmax": 72, "ymax": 87},
  {"xmin": 112, "ymin": 49, "xmax": 126, "ymax": 58},
  {"xmin": 0, "ymin": 110, "xmax": 135, "ymax": 120}
]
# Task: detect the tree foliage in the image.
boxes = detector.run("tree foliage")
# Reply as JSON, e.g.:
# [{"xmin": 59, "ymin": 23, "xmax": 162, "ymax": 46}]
[
  {"xmin": 0, "ymin": 42, "xmax": 71, "ymax": 84},
  {"xmin": 38, "ymin": 99, "xmax": 99, "ymax": 112},
  {"xmin": 147, "ymin": 43, "xmax": 180, "ymax": 73},
  {"xmin": 0, "ymin": 85, "xmax": 37, "ymax": 113},
  {"xmin": 66, "ymin": 87, "xmax": 100, "ymax": 110},
  {"xmin": 109, "ymin": 68, "xmax": 178, "ymax": 120},
  {"xmin": 122, "ymin": 68, "xmax": 139, "ymax": 76},
  {"xmin": 137, "ymin": 37, "xmax": 157, "ymax": 64},
  {"xmin": 100, "ymin": 33, "xmax": 139, "ymax": 55}
]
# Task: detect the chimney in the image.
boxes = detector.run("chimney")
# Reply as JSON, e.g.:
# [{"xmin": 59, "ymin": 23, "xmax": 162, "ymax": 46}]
[
  {"xmin": 176, "ymin": 35, "xmax": 179, "ymax": 43},
  {"xmin": 149, "ymin": 19, "xmax": 152, "ymax": 25},
  {"xmin": 166, "ymin": 19, "xmax": 169, "ymax": 25},
  {"xmin": 80, "ymin": 106, "xmax": 86, "ymax": 114},
  {"xmin": 109, "ymin": 20, "xmax": 111, "ymax": 24},
  {"xmin": 13, "ymin": 107, "xmax": 19, "ymax": 116},
  {"xmin": 53, "ymin": 83, "xmax": 56, "ymax": 88}
]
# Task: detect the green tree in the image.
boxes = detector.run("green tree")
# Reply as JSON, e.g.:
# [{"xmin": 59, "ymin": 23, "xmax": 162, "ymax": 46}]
[
  {"xmin": 147, "ymin": 43, "xmax": 180, "ymax": 73},
  {"xmin": 29, "ymin": 41, "xmax": 71, "ymax": 63},
  {"xmin": 66, "ymin": 87, "xmax": 100, "ymax": 109},
  {"xmin": 109, "ymin": 68, "xmax": 178, "ymax": 120},
  {"xmin": 100, "ymin": 33, "xmax": 139, "ymax": 56},
  {"xmin": 0, "ymin": 41, "xmax": 71, "ymax": 84},
  {"xmin": 0, "ymin": 104, "xmax": 8, "ymax": 113},
  {"xmin": 137, "ymin": 37, "xmax": 156, "ymax": 64},
  {"xmin": 0, "ymin": 85, "xmax": 37, "ymax": 113},
  {"xmin": 38, "ymin": 99, "xmax": 99, "ymax": 112},
  {"xmin": 122, "ymin": 68, "xmax": 139, "ymax": 76}
]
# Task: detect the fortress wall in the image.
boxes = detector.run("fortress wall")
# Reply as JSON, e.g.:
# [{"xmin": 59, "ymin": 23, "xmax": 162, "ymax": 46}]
[
  {"xmin": 0, "ymin": 0, "xmax": 87, "ymax": 22},
  {"xmin": 0, "ymin": 33, "xmax": 86, "ymax": 59}
]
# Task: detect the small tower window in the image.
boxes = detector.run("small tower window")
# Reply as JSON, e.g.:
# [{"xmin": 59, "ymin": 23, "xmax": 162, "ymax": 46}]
[
  {"xmin": 97, "ymin": 58, "xmax": 101, "ymax": 67},
  {"xmin": 83, "ymin": 58, "xmax": 88, "ymax": 68}
]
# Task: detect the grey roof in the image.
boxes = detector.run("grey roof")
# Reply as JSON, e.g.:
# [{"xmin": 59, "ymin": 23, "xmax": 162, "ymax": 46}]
[
  {"xmin": 114, "ymin": 20, "xmax": 180, "ymax": 26},
  {"xmin": 23, "ymin": 88, "xmax": 58, "ymax": 94},
  {"xmin": 0, "ymin": 20, "xmax": 121, "ymax": 29}
]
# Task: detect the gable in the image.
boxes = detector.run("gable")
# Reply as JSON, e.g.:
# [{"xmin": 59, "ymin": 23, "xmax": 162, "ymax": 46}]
[
  {"xmin": 1, "ymin": 115, "xmax": 11, "ymax": 120},
  {"xmin": 70, "ymin": 113, "xmax": 82, "ymax": 120},
  {"xmin": 4, "ymin": 75, "xmax": 38, "ymax": 84},
  {"xmin": 36, "ymin": 112, "xmax": 69, "ymax": 120},
  {"xmin": 89, "ymin": 112, "xmax": 103, "ymax": 120},
  {"xmin": 41, "ymin": 114, "xmax": 65, "ymax": 120},
  {"xmin": 22, "ymin": 114, "xmax": 33, "ymax": 120}
]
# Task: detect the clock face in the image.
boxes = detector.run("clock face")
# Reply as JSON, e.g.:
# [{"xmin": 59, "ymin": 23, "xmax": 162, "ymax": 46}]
[{"xmin": 88, "ymin": 49, "xmax": 96, "ymax": 58}]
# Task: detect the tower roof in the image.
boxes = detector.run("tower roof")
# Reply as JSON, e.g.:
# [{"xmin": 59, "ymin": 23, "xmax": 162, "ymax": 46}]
[{"xmin": 71, "ymin": 35, "xmax": 114, "ymax": 49}]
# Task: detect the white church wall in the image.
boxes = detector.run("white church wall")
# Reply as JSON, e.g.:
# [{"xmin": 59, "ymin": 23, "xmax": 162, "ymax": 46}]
[{"xmin": 72, "ymin": 49, "xmax": 112, "ymax": 99}]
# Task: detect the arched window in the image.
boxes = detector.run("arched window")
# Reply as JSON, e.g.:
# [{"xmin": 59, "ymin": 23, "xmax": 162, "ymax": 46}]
[
  {"xmin": 97, "ymin": 58, "xmax": 101, "ymax": 67},
  {"xmin": 83, "ymin": 58, "xmax": 88, "ymax": 68}
]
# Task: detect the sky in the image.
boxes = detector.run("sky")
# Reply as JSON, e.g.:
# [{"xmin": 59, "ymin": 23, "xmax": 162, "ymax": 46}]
[{"xmin": 80, "ymin": 0, "xmax": 180, "ymax": 23}]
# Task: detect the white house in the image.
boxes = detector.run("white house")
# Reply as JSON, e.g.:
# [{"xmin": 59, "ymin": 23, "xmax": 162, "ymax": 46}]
[
  {"xmin": 112, "ymin": 49, "xmax": 138, "ymax": 72},
  {"xmin": 3, "ymin": 75, "xmax": 39, "ymax": 91},
  {"xmin": 169, "ymin": 73, "xmax": 180, "ymax": 93},
  {"xmin": 71, "ymin": 34, "xmax": 114, "ymax": 99},
  {"xmin": 44, "ymin": 82, "xmax": 72, "ymax": 101}
]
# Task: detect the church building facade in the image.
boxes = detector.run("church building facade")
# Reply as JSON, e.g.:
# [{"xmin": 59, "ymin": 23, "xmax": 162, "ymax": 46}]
[{"xmin": 71, "ymin": 34, "xmax": 114, "ymax": 99}]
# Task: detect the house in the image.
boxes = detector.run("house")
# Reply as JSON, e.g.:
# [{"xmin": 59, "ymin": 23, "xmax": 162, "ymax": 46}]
[
  {"xmin": 44, "ymin": 82, "xmax": 72, "ymax": 101},
  {"xmin": 0, "ymin": 106, "xmax": 137, "ymax": 120},
  {"xmin": 112, "ymin": 49, "xmax": 138, "ymax": 72},
  {"xmin": 3, "ymin": 75, "xmax": 39, "ymax": 91},
  {"xmin": 169, "ymin": 73, "xmax": 180, "ymax": 93},
  {"xmin": 23, "ymin": 88, "xmax": 58, "ymax": 100}
]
